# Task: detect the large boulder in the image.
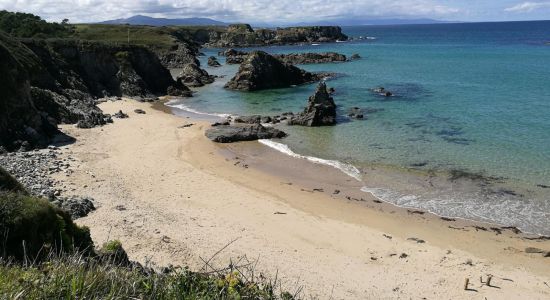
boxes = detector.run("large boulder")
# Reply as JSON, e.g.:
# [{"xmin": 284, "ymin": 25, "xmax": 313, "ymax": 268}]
[
  {"xmin": 207, "ymin": 56, "xmax": 221, "ymax": 67},
  {"xmin": 177, "ymin": 63, "xmax": 215, "ymax": 87},
  {"xmin": 205, "ymin": 124, "xmax": 286, "ymax": 143},
  {"xmin": 289, "ymin": 82, "xmax": 337, "ymax": 126},
  {"xmin": 219, "ymin": 49, "xmax": 248, "ymax": 64},
  {"xmin": 224, "ymin": 51, "xmax": 329, "ymax": 91}
]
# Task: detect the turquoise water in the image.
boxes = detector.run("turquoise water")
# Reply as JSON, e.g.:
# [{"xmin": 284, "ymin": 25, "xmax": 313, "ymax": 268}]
[{"xmin": 169, "ymin": 21, "xmax": 550, "ymax": 235}]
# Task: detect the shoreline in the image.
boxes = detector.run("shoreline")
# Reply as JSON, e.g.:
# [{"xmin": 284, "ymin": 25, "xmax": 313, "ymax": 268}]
[
  {"xmin": 55, "ymin": 99, "xmax": 550, "ymax": 299},
  {"xmin": 168, "ymin": 97, "xmax": 550, "ymax": 237}
]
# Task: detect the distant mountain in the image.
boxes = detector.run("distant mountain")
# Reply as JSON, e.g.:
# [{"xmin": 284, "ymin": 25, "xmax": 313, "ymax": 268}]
[
  {"xmin": 98, "ymin": 15, "xmax": 227, "ymax": 26},
  {"xmin": 289, "ymin": 18, "xmax": 451, "ymax": 27}
]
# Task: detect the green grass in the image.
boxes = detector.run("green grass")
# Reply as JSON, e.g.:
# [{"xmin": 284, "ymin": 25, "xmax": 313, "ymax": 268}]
[
  {"xmin": 74, "ymin": 24, "xmax": 179, "ymax": 49},
  {"xmin": 0, "ymin": 252, "xmax": 296, "ymax": 299}
]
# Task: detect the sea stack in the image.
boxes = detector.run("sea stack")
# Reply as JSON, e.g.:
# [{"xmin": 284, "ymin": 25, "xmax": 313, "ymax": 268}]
[
  {"xmin": 224, "ymin": 51, "xmax": 328, "ymax": 91},
  {"xmin": 289, "ymin": 82, "xmax": 337, "ymax": 126}
]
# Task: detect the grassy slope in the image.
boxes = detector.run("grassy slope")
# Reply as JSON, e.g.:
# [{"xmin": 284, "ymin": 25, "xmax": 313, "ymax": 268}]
[{"xmin": 0, "ymin": 253, "xmax": 292, "ymax": 299}]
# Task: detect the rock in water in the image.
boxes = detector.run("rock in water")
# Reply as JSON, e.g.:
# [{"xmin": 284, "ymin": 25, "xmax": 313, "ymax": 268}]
[
  {"xmin": 205, "ymin": 124, "xmax": 287, "ymax": 143},
  {"xmin": 176, "ymin": 63, "xmax": 215, "ymax": 87},
  {"xmin": 289, "ymin": 82, "xmax": 337, "ymax": 126},
  {"xmin": 219, "ymin": 49, "xmax": 248, "ymax": 64},
  {"xmin": 224, "ymin": 51, "xmax": 329, "ymax": 91},
  {"xmin": 207, "ymin": 56, "xmax": 221, "ymax": 67}
]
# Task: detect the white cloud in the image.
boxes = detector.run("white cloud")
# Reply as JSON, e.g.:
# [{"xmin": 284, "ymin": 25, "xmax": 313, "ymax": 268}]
[
  {"xmin": 0, "ymin": 0, "xmax": 461, "ymax": 23},
  {"xmin": 504, "ymin": 1, "xmax": 550, "ymax": 12}
]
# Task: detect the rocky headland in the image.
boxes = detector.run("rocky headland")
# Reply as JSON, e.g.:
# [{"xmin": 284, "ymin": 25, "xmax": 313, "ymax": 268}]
[
  {"xmin": 201, "ymin": 24, "xmax": 347, "ymax": 48},
  {"xmin": 224, "ymin": 51, "xmax": 332, "ymax": 91},
  {"xmin": 220, "ymin": 49, "xmax": 348, "ymax": 65}
]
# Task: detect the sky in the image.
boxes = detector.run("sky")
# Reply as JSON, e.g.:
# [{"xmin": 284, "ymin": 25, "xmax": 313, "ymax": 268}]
[{"xmin": 1, "ymin": 0, "xmax": 549, "ymax": 24}]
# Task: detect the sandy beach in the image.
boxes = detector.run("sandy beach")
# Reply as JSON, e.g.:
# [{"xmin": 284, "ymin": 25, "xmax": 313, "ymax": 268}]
[{"xmin": 54, "ymin": 99, "xmax": 550, "ymax": 299}]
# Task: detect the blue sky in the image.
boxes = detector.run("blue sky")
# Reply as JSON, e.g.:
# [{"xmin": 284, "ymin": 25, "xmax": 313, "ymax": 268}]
[{"xmin": 0, "ymin": 0, "xmax": 549, "ymax": 23}]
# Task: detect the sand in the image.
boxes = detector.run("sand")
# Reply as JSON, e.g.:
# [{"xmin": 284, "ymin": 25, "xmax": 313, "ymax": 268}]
[{"xmin": 54, "ymin": 99, "xmax": 550, "ymax": 299}]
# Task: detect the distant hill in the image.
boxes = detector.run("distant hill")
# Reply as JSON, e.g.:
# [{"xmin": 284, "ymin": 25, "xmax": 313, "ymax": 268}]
[{"xmin": 98, "ymin": 15, "xmax": 227, "ymax": 26}]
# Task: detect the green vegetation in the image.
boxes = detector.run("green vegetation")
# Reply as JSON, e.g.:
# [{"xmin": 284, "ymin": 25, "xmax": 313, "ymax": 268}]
[
  {"xmin": 0, "ymin": 10, "xmax": 72, "ymax": 38},
  {"xmin": 0, "ymin": 166, "xmax": 26, "ymax": 193},
  {"xmin": 0, "ymin": 192, "xmax": 93, "ymax": 260},
  {"xmin": 0, "ymin": 253, "xmax": 294, "ymax": 299},
  {"xmin": 74, "ymin": 24, "xmax": 178, "ymax": 49},
  {"xmin": 0, "ymin": 169, "xmax": 297, "ymax": 299}
]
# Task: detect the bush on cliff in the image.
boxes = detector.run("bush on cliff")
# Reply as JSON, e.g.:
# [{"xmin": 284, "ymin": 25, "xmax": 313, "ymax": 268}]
[
  {"xmin": 0, "ymin": 192, "xmax": 93, "ymax": 261},
  {"xmin": 0, "ymin": 166, "xmax": 26, "ymax": 193}
]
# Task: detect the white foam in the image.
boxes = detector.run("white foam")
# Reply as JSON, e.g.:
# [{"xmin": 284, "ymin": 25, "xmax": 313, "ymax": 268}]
[
  {"xmin": 258, "ymin": 139, "xmax": 362, "ymax": 181},
  {"xmin": 166, "ymin": 101, "xmax": 231, "ymax": 118}
]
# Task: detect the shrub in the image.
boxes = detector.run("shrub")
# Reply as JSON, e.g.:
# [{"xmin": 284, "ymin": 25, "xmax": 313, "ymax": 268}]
[
  {"xmin": 0, "ymin": 192, "xmax": 94, "ymax": 261},
  {"xmin": 0, "ymin": 166, "xmax": 26, "ymax": 193}
]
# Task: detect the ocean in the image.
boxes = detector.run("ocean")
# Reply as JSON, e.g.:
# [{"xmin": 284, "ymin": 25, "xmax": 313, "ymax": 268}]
[{"xmin": 168, "ymin": 21, "xmax": 550, "ymax": 235}]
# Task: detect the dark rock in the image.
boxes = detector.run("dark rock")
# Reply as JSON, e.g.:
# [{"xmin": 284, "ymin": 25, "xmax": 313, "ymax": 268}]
[
  {"xmin": 221, "ymin": 49, "xmax": 348, "ymax": 65},
  {"xmin": 288, "ymin": 82, "xmax": 337, "ymax": 126},
  {"xmin": 350, "ymin": 53, "xmax": 361, "ymax": 60},
  {"xmin": 219, "ymin": 49, "xmax": 248, "ymax": 64},
  {"xmin": 166, "ymin": 81, "xmax": 193, "ymax": 97},
  {"xmin": 224, "ymin": 51, "xmax": 329, "ymax": 91},
  {"xmin": 211, "ymin": 121, "xmax": 230, "ymax": 127},
  {"xmin": 207, "ymin": 56, "xmax": 221, "ymax": 67},
  {"xmin": 134, "ymin": 109, "xmax": 146, "ymax": 114},
  {"xmin": 113, "ymin": 110, "xmax": 129, "ymax": 119},
  {"xmin": 525, "ymin": 247, "xmax": 544, "ymax": 254},
  {"xmin": 234, "ymin": 115, "xmax": 262, "ymax": 124},
  {"xmin": 274, "ymin": 52, "xmax": 347, "ymax": 64},
  {"xmin": 177, "ymin": 63, "xmax": 215, "ymax": 87},
  {"xmin": 157, "ymin": 42, "xmax": 200, "ymax": 69},
  {"xmin": 205, "ymin": 124, "xmax": 287, "ymax": 143},
  {"xmin": 60, "ymin": 196, "xmax": 96, "ymax": 219},
  {"xmin": 348, "ymin": 107, "xmax": 366, "ymax": 120}
]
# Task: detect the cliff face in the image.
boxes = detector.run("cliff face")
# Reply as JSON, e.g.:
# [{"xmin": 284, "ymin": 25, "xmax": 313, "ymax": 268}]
[
  {"xmin": 22, "ymin": 39, "xmax": 180, "ymax": 98},
  {"xmin": 0, "ymin": 32, "xmax": 58, "ymax": 150},
  {"xmin": 0, "ymin": 32, "xmax": 186, "ymax": 151},
  {"xmin": 203, "ymin": 25, "xmax": 347, "ymax": 48}
]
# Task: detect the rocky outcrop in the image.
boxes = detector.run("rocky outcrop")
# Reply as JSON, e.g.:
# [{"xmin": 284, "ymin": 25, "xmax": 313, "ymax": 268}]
[
  {"xmin": 177, "ymin": 63, "xmax": 215, "ymax": 87},
  {"xmin": 0, "ymin": 32, "xmax": 187, "ymax": 150},
  {"xmin": 203, "ymin": 25, "xmax": 347, "ymax": 48},
  {"xmin": 156, "ymin": 41, "xmax": 200, "ymax": 68},
  {"xmin": 1, "ymin": 32, "xmax": 61, "ymax": 150},
  {"xmin": 205, "ymin": 124, "xmax": 286, "ymax": 143},
  {"xmin": 221, "ymin": 49, "xmax": 347, "ymax": 65},
  {"xmin": 275, "ymin": 52, "xmax": 347, "ymax": 64},
  {"xmin": 289, "ymin": 82, "xmax": 337, "ymax": 126},
  {"xmin": 224, "ymin": 51, "xmax": 330, "ymax": 91},
  {"xmin": 207, "ymin": 56, "xmax": 221, "ymax": 67},
  {"xmin": 219, "ymin": 49, "xmax": 248, "ymax": 64}
]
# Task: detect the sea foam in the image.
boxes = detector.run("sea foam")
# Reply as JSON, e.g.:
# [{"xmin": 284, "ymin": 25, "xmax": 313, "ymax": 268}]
[
  {"xmin": 258, "ymin": 139, "xmax": 362, "ymax": 181},
  {"xmin": 166, "ymin": 100, "xmax": 231, "ymax": 118}
]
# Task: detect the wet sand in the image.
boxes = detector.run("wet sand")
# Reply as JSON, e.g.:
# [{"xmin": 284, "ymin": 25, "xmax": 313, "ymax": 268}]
[{"xmin": 54, "ymin": 99, "xmax": 550, "ymax": 299}]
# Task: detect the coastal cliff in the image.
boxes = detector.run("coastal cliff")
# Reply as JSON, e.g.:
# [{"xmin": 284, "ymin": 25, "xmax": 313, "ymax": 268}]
[
  {"xmin": 0, "ymin": 31, "xmax": 185, "ymax": 151},
  {"xmin": 200, "ymin": 24, "xmax": 348, "ymax": 47}
]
